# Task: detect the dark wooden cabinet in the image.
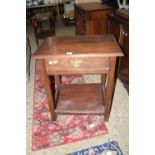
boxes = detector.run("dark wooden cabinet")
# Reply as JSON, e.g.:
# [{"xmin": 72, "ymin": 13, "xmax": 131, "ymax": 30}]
[
  {"xmin": 108, "ymin": 12, "xmax": 129, "ymax": 91},
  {"xmin": 75, "ymin": 2, "xmax": 114, "ymax": 35},
  {"xmin": 119, "ymin": 24, "xmax": 129, "ymax": 86}
]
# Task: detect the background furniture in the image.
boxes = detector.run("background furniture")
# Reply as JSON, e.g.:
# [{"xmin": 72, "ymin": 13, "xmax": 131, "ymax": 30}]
[
  {"xmin": 33, "ymin": 35, "xmax": 123, "ymax": 121},
  {"xmin": 74, "ymin": 2, "xmax": 114, "ymax": 35},
  {"xmin": 108, "ymin": 10, "xmax": 129, "ymax": 92},
  {"xmin": 27, "ymin": 3, "xmax": 65, "ymax": 24},
  {"xmin": 31, "ymin": 12, "xmax": 55, "ymax": 46},
  {"xmin": 63, "ymin": 0, "xmax": 75, "ymax": 26},
  {"xmin": 63, "ymin": 11, "xmax": 75, "ymax": 26}
]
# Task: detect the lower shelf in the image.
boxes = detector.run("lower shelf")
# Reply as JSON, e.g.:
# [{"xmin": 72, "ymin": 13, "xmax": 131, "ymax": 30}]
[{"xmin": 55, "ymin": 84, "xmax": 105, "ymax": 115}]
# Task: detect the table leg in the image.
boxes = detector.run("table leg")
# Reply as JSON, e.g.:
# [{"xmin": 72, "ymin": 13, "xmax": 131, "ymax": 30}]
[
  {"xmin": 54, "ymin": 75, "xmax": 61, "ymax": 87},
  {"xmin": 54, "ymin": 75, "xmax": 61, "ymax": 103},
  {"xmin": 31, "ymin": 19, "xmax": 39, "ymax": 47},
  {"xmin": 104, "ymin": 57, "xmax": 116, "ymax": 121},
  {"xmin": 50, "ymin": 18, "xmax": 56, "ymax": 36},
  {"xmin": 38, "ymin": 59, "xmax": 56, "ymax": 121},
  {"xmin": 55, "ymin": 4, "xmax": 61, "ymax": 24},
  {"xmin": 48, "ymin": 19, "xmax": 52, "ymax": 36},
  {"xmin": 101, "ymin": 74, "xmax": 107, "ymax": 85},
  {"xmin": 39, "ymin": 21, "xmax": 43, "ymax": 34}
]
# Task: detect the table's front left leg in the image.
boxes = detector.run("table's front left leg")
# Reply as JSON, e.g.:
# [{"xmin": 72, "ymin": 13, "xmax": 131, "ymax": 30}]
[{"xmin": 37, "ymin": 59, "xmax": 56, "ymax": 121}]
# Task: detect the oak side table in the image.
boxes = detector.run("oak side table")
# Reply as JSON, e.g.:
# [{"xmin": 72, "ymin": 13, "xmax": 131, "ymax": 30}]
[{"xmin": 33, "ymin": 35, "xmax": 123, "ymax": 121}]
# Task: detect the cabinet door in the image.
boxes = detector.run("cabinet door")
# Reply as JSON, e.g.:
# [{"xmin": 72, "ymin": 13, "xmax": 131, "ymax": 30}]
[
  {"xmin": 87, "ymin": 10, "xmax": 112, "ymax": 35},
  {"xmin": 75, "ymin": 7, "xmax": 86, "ymax": 35},
  {"xmin": 118, "ymin": 24, "xmax": 129, "ymax": 84}
]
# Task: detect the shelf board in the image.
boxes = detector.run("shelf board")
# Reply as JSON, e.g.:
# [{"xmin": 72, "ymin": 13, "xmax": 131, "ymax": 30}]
[{"xmin": 55, "ymin": 84, "xmax": 105, "ymax": 115}]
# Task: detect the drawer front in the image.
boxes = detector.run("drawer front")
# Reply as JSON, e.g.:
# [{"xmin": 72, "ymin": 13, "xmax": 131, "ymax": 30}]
[{"xmin": 45, "ymin": 57, "xmax": 110, "ymax": 75}]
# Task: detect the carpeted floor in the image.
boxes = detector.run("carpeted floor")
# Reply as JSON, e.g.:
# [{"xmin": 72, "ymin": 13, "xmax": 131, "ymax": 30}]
[
  {"xmin": 26, "ymin": 20, "xmax": 129, "ymax": 155},
  {"xmin": 32, "ymin": 62, "xmax": 109, "ymax": 151},
  {"xmin": 68, "ymin": 141, "xmax": 123, "ymax": 155}
]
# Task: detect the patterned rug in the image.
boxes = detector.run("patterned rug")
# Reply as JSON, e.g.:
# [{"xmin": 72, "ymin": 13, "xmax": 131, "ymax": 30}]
[
  {"xmin": 67, "ymin": 141, "xmax": 123, "ymax": 155},
  {"xmin": 32, "ymin": 62, "xmax": 108, "ymax": 151}
]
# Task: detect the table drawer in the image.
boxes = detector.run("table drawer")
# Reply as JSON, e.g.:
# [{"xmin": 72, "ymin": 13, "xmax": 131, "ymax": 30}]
[{"xmin": 45, "ymin": 57, "xmax": 110, "ymax": 75}]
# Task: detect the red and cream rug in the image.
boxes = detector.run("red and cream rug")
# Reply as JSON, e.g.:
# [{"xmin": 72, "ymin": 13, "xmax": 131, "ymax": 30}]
[{"xmin": 32, "ymin": 62, "xmax": 108, "ymax": 151}]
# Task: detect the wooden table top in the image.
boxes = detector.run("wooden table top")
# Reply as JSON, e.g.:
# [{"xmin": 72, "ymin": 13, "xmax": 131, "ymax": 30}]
[{"xmin": 33, "ymin": 34, "xmax": 123, "ymax": 59}]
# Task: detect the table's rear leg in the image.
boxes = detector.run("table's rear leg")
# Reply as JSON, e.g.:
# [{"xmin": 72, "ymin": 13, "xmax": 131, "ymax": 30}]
[
  {"xmin": 54, "ymin": 75, "xmax": 61, "ymax": 104},
  {"xmin": 101, "ymin": 74, "xmax": 107, "ymax": 119},
  {"xmin": 101, "ymin": 74, "xmax": 107, "ymax": 86},
  {"xmin": 53, "ymin": 75, "xmax": 61, "ymax": 120}
]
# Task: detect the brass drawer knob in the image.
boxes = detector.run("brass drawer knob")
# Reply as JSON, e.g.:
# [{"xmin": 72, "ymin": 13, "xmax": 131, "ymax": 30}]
[
  {"xmin": 53, "ymin": 60, "xmax": 58, "ymax": 64},
  {"xmin": 49, "ymin": 60, "xmax": 58, "ymax": 65},
  {"xmin": 70, "ymin": 59, "xmax": 82, "ymax": 67}
]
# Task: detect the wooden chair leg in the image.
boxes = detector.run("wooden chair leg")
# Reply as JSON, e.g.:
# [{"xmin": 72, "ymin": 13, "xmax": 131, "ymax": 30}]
[
  {"xmin": 31, "ymin": 19, "xmax": 39, "ymax": 47},
  {"xmin": 48, "ymin": 19, "xmax": 52, "ymax": 36},
  {"xmin": 49, "ymin": 18, "xmax": 55, "ymax": 36},
  {"xmin": 39, "ymin": 21, "xmax": 42, "ymax": 34},
  {"xmin": 33, "ymin": 28, "xmax": 39, "ymax": 47}
]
